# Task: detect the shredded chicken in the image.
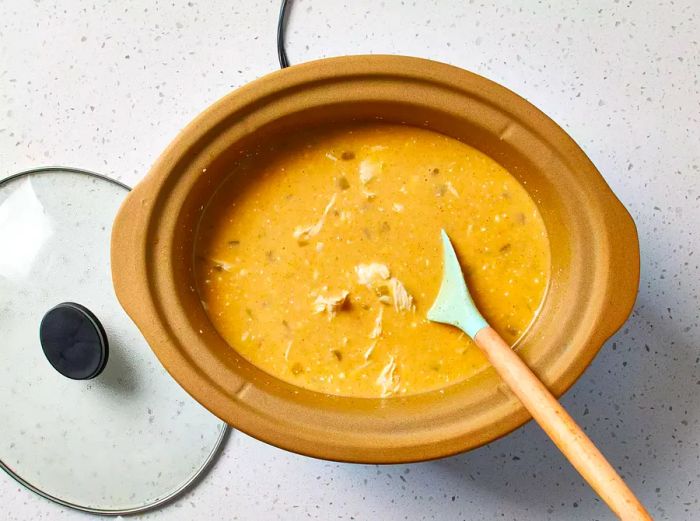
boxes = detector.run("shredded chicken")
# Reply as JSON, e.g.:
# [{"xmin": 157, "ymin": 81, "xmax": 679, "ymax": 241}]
[
  {"xmin": 355, "ymin": 263, "xmax": 390, "ymax": 286},
  {"xmin": 293, "ymin": 193, "xmax": 337, "ymax": 245},
  {"xmin": 312, "ymin": 290, "xmax": 349, "ymax": 319},
  {"xmin": 363, "ymin": 341, "xmax": 377, "ymax": 360},
  {"xmin": 355, "ymin": 263, "xmax": 415, "ymax": 312},
  {"xmin": 388, "ymin": 277, "xmax": 415, "ymax": 312},
  {"xmin": 361, "ymin": 188, "xmax": 376, "ymax": 200},
  {"xmin": 369, "ymin": 306, "xmax": 383, "ymax": 339},
  {"xmin": 445, "ymin": 181, "xmax": 460, "ymax": 197},
  {"xmin": 359, "ymin": 159, "xmax": 378, "ymax": 185},
  {"xmin": 207, "ymin": 258, "xmax": 234, "ymax": 272},
  {"xmin": 358, "ymin": 160, "xmax": 380, "ymax": 199},
  {"xmin": 376, "ymin": 355, "xmax": 400, "ymax": 397}
]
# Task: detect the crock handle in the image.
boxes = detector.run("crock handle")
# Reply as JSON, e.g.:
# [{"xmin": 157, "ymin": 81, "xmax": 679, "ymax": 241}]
[{"xmin": 110, "ymin": 178, "xmax": 154, "ymax": 324}]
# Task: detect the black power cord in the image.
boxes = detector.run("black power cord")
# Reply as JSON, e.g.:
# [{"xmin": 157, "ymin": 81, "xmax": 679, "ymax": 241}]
[{"xmin": 277, "ymin": 0, "xmax": 291, "ymax": 68}]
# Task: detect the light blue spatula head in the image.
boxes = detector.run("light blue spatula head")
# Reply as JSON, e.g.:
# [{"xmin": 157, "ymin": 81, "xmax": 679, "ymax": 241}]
[{"xmin": 427, "ymin": 230, "xmax": 489, "ymax": 338}]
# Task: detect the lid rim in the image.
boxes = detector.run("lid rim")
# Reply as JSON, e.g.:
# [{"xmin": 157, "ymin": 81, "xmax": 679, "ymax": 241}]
[
  {"xmin": 0, "ymin": 165, "xmax": 131, "ymax": 191},
  {"xmin": 0, "ymin": 424, "xmax": 229, "ymax": 516}
]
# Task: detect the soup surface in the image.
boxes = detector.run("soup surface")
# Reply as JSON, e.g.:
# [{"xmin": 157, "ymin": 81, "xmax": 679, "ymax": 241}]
[{"xmin": 196, "ymin": 123, "xmax": 549, "ymax": 397}]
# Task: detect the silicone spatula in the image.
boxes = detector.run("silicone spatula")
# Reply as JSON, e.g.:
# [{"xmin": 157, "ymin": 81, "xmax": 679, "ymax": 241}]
[{"xmin": 427, "ymin": 230, "xmax": 651, "ymax": 521}]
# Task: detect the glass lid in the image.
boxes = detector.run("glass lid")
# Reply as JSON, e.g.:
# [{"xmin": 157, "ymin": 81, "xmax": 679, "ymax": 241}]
[{"xmin": 0, "ymin": 167, "xmax": 228, "ymax": 515}]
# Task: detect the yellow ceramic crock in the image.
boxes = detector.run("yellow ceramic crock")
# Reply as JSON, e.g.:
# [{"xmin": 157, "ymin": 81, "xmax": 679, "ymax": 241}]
[{"xmin": 111, "ymin": 55, "xmax": 639, "ymax": 463}]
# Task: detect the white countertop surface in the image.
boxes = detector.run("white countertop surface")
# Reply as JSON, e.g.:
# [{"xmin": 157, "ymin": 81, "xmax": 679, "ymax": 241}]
[{"xmin": 1, "ymin": 1, "xmax": 698, "ymax": 519}]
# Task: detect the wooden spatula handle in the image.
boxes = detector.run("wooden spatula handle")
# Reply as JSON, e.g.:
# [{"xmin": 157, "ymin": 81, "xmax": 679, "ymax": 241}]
[{"xmin": 475, "ymin": 327, "xmax": 652, "ymax": 520}]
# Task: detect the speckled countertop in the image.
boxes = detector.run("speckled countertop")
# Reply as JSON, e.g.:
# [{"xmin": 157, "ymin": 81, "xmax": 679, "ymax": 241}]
[{"xmin": 1, "ymin": 1, "xmax": 698, "ymax": 520}]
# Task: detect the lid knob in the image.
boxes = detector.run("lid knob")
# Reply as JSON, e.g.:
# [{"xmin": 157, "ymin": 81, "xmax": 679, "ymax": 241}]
[{"xmin": 39, "ymin": 302, "xmax": 109, "ymax": 380}]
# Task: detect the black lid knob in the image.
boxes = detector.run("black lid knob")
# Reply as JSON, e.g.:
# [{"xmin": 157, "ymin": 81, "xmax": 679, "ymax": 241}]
[{"xmin": 39, "ymin": 302, "xmax": 109, "ymax": 380}]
